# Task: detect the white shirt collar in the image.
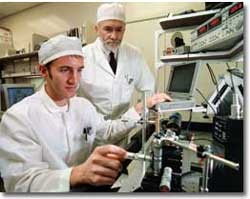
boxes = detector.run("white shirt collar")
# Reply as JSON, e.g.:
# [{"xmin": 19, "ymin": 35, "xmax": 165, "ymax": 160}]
[{"xmin": 39, "ymin": 84, "xmax": 70, "ymax": 113}]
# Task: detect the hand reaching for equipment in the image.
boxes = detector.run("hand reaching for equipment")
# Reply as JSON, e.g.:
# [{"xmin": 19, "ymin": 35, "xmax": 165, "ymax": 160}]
[
  {"xmin": 70, "ymin": 145, "xmax": 126, "ymax": 187},
  {"xmin": 135, "ymin": 93, "xmax": 172, "ymax": 114}
]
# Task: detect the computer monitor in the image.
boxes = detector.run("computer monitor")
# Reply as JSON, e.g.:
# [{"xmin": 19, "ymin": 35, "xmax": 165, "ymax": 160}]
[
  {"xmin": 1, "ymin": 84, "xmax": 35, "ymax": 110},
  {"xmin": 166, "ymin": 61, "xmax": 200, "ymax": 98}
]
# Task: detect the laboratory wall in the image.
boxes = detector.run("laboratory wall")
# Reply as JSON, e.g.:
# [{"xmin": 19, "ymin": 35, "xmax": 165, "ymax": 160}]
[{"xmin": 0, "ymin": 2, "xmax": 243, "ymax": 123}]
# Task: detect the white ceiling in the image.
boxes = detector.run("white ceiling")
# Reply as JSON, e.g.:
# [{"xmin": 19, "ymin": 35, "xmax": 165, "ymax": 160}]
[{"xmin": 0, "ymin": 2, "xmax": 44, "ymax": 20}]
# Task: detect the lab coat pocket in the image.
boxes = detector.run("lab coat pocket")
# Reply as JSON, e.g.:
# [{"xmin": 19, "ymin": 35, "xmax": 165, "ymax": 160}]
[{"xmin": 121, "ymin": 74, "xmax": 134, "ymax": 103}]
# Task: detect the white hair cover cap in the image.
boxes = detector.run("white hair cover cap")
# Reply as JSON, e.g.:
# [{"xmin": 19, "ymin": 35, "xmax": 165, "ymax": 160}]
[
  {"xmin": 97, "ymin": 3, "xmax": 125, "ymax": 23},
  {"xmin": 38, "ymin": 35, "xmax": 83, "ymax": 65}
]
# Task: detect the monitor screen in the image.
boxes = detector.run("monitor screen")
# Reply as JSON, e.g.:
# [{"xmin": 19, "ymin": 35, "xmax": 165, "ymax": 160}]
[
  {"xmin": 168, "ymin": 62, "xmax": 196, "ymax": 93},
  {"xmin": 7, "ymin": 87, "xmax": 34, "ymax": 107},
  {"xmin": 1, "ymin": 84, "xmax": 35, "ymax": 110}
]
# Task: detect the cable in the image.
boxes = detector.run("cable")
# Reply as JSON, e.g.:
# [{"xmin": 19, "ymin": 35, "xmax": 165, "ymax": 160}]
[
  {"xmin": 226, "ymin": 63, "xmax": 236, "ymax": 93},
  {"xmin": 186, "ymin": 109, "xmax": 193, "ymax": 133},
  {"xmin": 206, "ymin": 63, "xmax": 218, "ymax": 88},
  {"xmin": 196, "ymin": 88, "xmax": 217, "ymax": 115},
  {"xmin": 206, "ymin": 63, "xmax": 225, "ymax": 114}
]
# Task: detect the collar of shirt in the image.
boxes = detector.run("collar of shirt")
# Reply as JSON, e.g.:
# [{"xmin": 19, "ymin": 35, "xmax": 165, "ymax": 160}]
[
  {"xmin": 39, "ymin": 84, "xmax": 70, "ymax": 113},
  {"xmin": 97, "ymin": 37, "xmax": 118, "ymax": 60}
]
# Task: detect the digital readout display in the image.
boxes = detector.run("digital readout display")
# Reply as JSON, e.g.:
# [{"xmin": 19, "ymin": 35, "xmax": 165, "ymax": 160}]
[
  {"xmin": 197, "ymin": 25, "xmax": 207, "ymax": 36},
  {"xmin": 196, "ymin": 3, "xmax": 243, "ymax": 38},
  {"xmin": 229, "ymin": 2, "xmax": 243, "ymax": 16},
  {"xmin": 208, "ymin": 16, "xmax": 221, "ymax": 30}
]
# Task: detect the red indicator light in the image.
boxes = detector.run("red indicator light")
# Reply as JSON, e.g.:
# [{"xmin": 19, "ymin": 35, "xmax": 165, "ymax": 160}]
[
  {"xmin": 198, "ymin": 25, "xmax": 207, "ymax": 36},
  {"xmin": 210, "ymin": 18, "xmax": 220, "ymax": 27},
  {"xmin": 229, "ymin": 2, "xmax": 243, "ymax": 15},
  {"xmin": 208, "ymin": 16, "xmax": 221, "ymax": 30}
]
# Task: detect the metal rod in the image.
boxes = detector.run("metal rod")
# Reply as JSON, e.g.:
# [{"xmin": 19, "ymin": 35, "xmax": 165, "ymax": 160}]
[
  {"xmin": 201, "ymin": 157, "xmax": 210, "ymax": 192},
  {"xmin": 147, "ymin": 120, "xmax": 156, "ymax": 124},
  {"xmin": 152, "ymin": 136, "xmax": 163, "ymax": 176},
  {"xmin": 142, "ymin": 91, "xmax": 147, "ymax": 154},
  {"xmin": 164, "ymin": 138, "xmax": 197, "ymax": 153},
  {"xmin": 155, "ymin": 111, "xmax": 161, "ymax": 133},
  {"xmin": 163, "ymin": 138, "xmax": 239, "ymax": 170},
  {"xmin": 126, "ymin": 152, "xmax": 152, "ymax": 161},
  {"xmin": 203, "ymin": 152, "xmax": 239, "ymax": 170}
]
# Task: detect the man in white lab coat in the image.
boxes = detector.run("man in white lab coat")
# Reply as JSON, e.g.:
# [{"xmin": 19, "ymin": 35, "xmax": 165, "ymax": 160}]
[
  {"xmin": 80, "ymin": 3, "xmax": 168, "ymax": 119},
  {"xmin": 0, "ymin": 35, "xmax": 161, "ymax": 192},
  {"xmin": 80, "ymin": 3, "xmax": 170, "ymax": 146}
]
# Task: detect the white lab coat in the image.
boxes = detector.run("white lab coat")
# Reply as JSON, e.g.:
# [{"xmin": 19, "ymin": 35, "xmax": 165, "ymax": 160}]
[
  {"xmin": 80, "ymin": 38, "xmax": 155, "ymax": 120},
  {"xmin": 0, "ymin": 86, "xmax": 140, "ymax": 192}
]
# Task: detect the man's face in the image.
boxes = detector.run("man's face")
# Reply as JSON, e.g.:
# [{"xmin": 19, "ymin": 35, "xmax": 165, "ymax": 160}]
[
  {"xmin": 96, "ymin": 19, "xmax": 125, "ymax": 50},
  {"xmin": 40, "ymin": 55, "xmax": 84, "ymax": 105}
]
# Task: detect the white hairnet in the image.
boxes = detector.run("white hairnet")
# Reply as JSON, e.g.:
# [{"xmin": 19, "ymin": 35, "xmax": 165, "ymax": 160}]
[
  {"xmin": 38, "ymin": 35, "xmax": 83, "ymax": 65},
  {"xmin": 96, "ymin": 3, "xmax": 125, "ymax": 23}
]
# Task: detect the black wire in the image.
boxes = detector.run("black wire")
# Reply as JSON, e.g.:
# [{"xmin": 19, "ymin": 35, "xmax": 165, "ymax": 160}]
[
  {"xmin": 226, "ymin": 63, "xmax": 236, "ymax": 93},
  {"xmin": 206, "ymin": 63, "xmax": 218, "ymax": 86},
  {"xmin": 187, "ymin": 52, "xmax": 190, "ymax": 61},
  {"xmin": 196, "ymin": 88, "xmax": 217, "ymax": 114},
  {"xmin": 186, "ymin": 109, "xmax": 193, "ymax": 132},
  {"xmin": 206, "ymin": 63, "xmax": 225, "ymax": 114}
]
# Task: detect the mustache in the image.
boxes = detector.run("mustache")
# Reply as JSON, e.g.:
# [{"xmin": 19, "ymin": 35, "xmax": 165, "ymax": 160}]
[{"xmin": 106, "ymin": 40, "xmax": 121, "ymax": 45}]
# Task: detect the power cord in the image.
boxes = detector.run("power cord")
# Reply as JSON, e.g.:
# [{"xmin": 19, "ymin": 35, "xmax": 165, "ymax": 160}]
[
  {"xmin": 186, "ymin": 109, "xmax": 193, "ymax": 133},
  {"xmin": 196, "ymin": 88, "xmax": 217, "ymax": 115},
  {"xmin": 206, "ymin": 63, "xmax": 228, "ymax": 114}
]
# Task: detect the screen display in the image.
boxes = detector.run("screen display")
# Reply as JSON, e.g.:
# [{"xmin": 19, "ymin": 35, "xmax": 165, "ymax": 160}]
[
  {"xmin": 7, "ymin": 87, "xmax": 34, "ymax": 107},
  {"xmin": 168, "ymin": 63, "xmax": 196, "ymax": 93}
]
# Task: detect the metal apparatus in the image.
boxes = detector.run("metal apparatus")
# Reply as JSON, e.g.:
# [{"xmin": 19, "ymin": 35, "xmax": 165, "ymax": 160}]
[
  {"xmin": 126, "ymin": 152, "xmax": 151, "ymax": 161},
  {"xmin": 191, "ymin": 2, "xmax": 244, "ymax": 52},
  {"xmin": 116, "ymin": 89, "xmax": 240, "ymax": 192},
  {"xmin": 150, "ymin": 129, "xmax": 239, "ymax": 192},
  {"xmin": 119, "ymin": 113, "xmax": 240, "ymax": 192},
  {"xmin": 160, "ymin": 167, "xmax": 172, "ymax": 192},
  {"xmin": 141, "ymin": 91, "xmax": 148, "ymax": 154}
]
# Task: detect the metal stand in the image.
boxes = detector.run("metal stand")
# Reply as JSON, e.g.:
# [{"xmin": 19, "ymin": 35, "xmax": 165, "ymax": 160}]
[
  {"xmin": 141, "ymin": 91, "xmax": 148, "ymax": 154},
  {"xmin": 150, "ymin": 130, "xmax": 239, "ymax": 192}
]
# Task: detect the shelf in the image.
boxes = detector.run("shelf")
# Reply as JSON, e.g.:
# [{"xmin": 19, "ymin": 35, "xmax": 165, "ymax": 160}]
[
  {"xmin": 0, "ymin": 51, "xmax": 38, "ymax": 62},
  {"xmin": 160, "ymin": 40, "xmax": 243, "ymax": 63},
  {"xmin": 1, "ymin": 72, "xmax": 41, "ymax": 78},
  {"xmin": 159, "ymin": 9, "xmax": 220, "ymax": 30},
  {"xmin": 156, "ymin": 105, "xmax": 206, "ymax": 114}
]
